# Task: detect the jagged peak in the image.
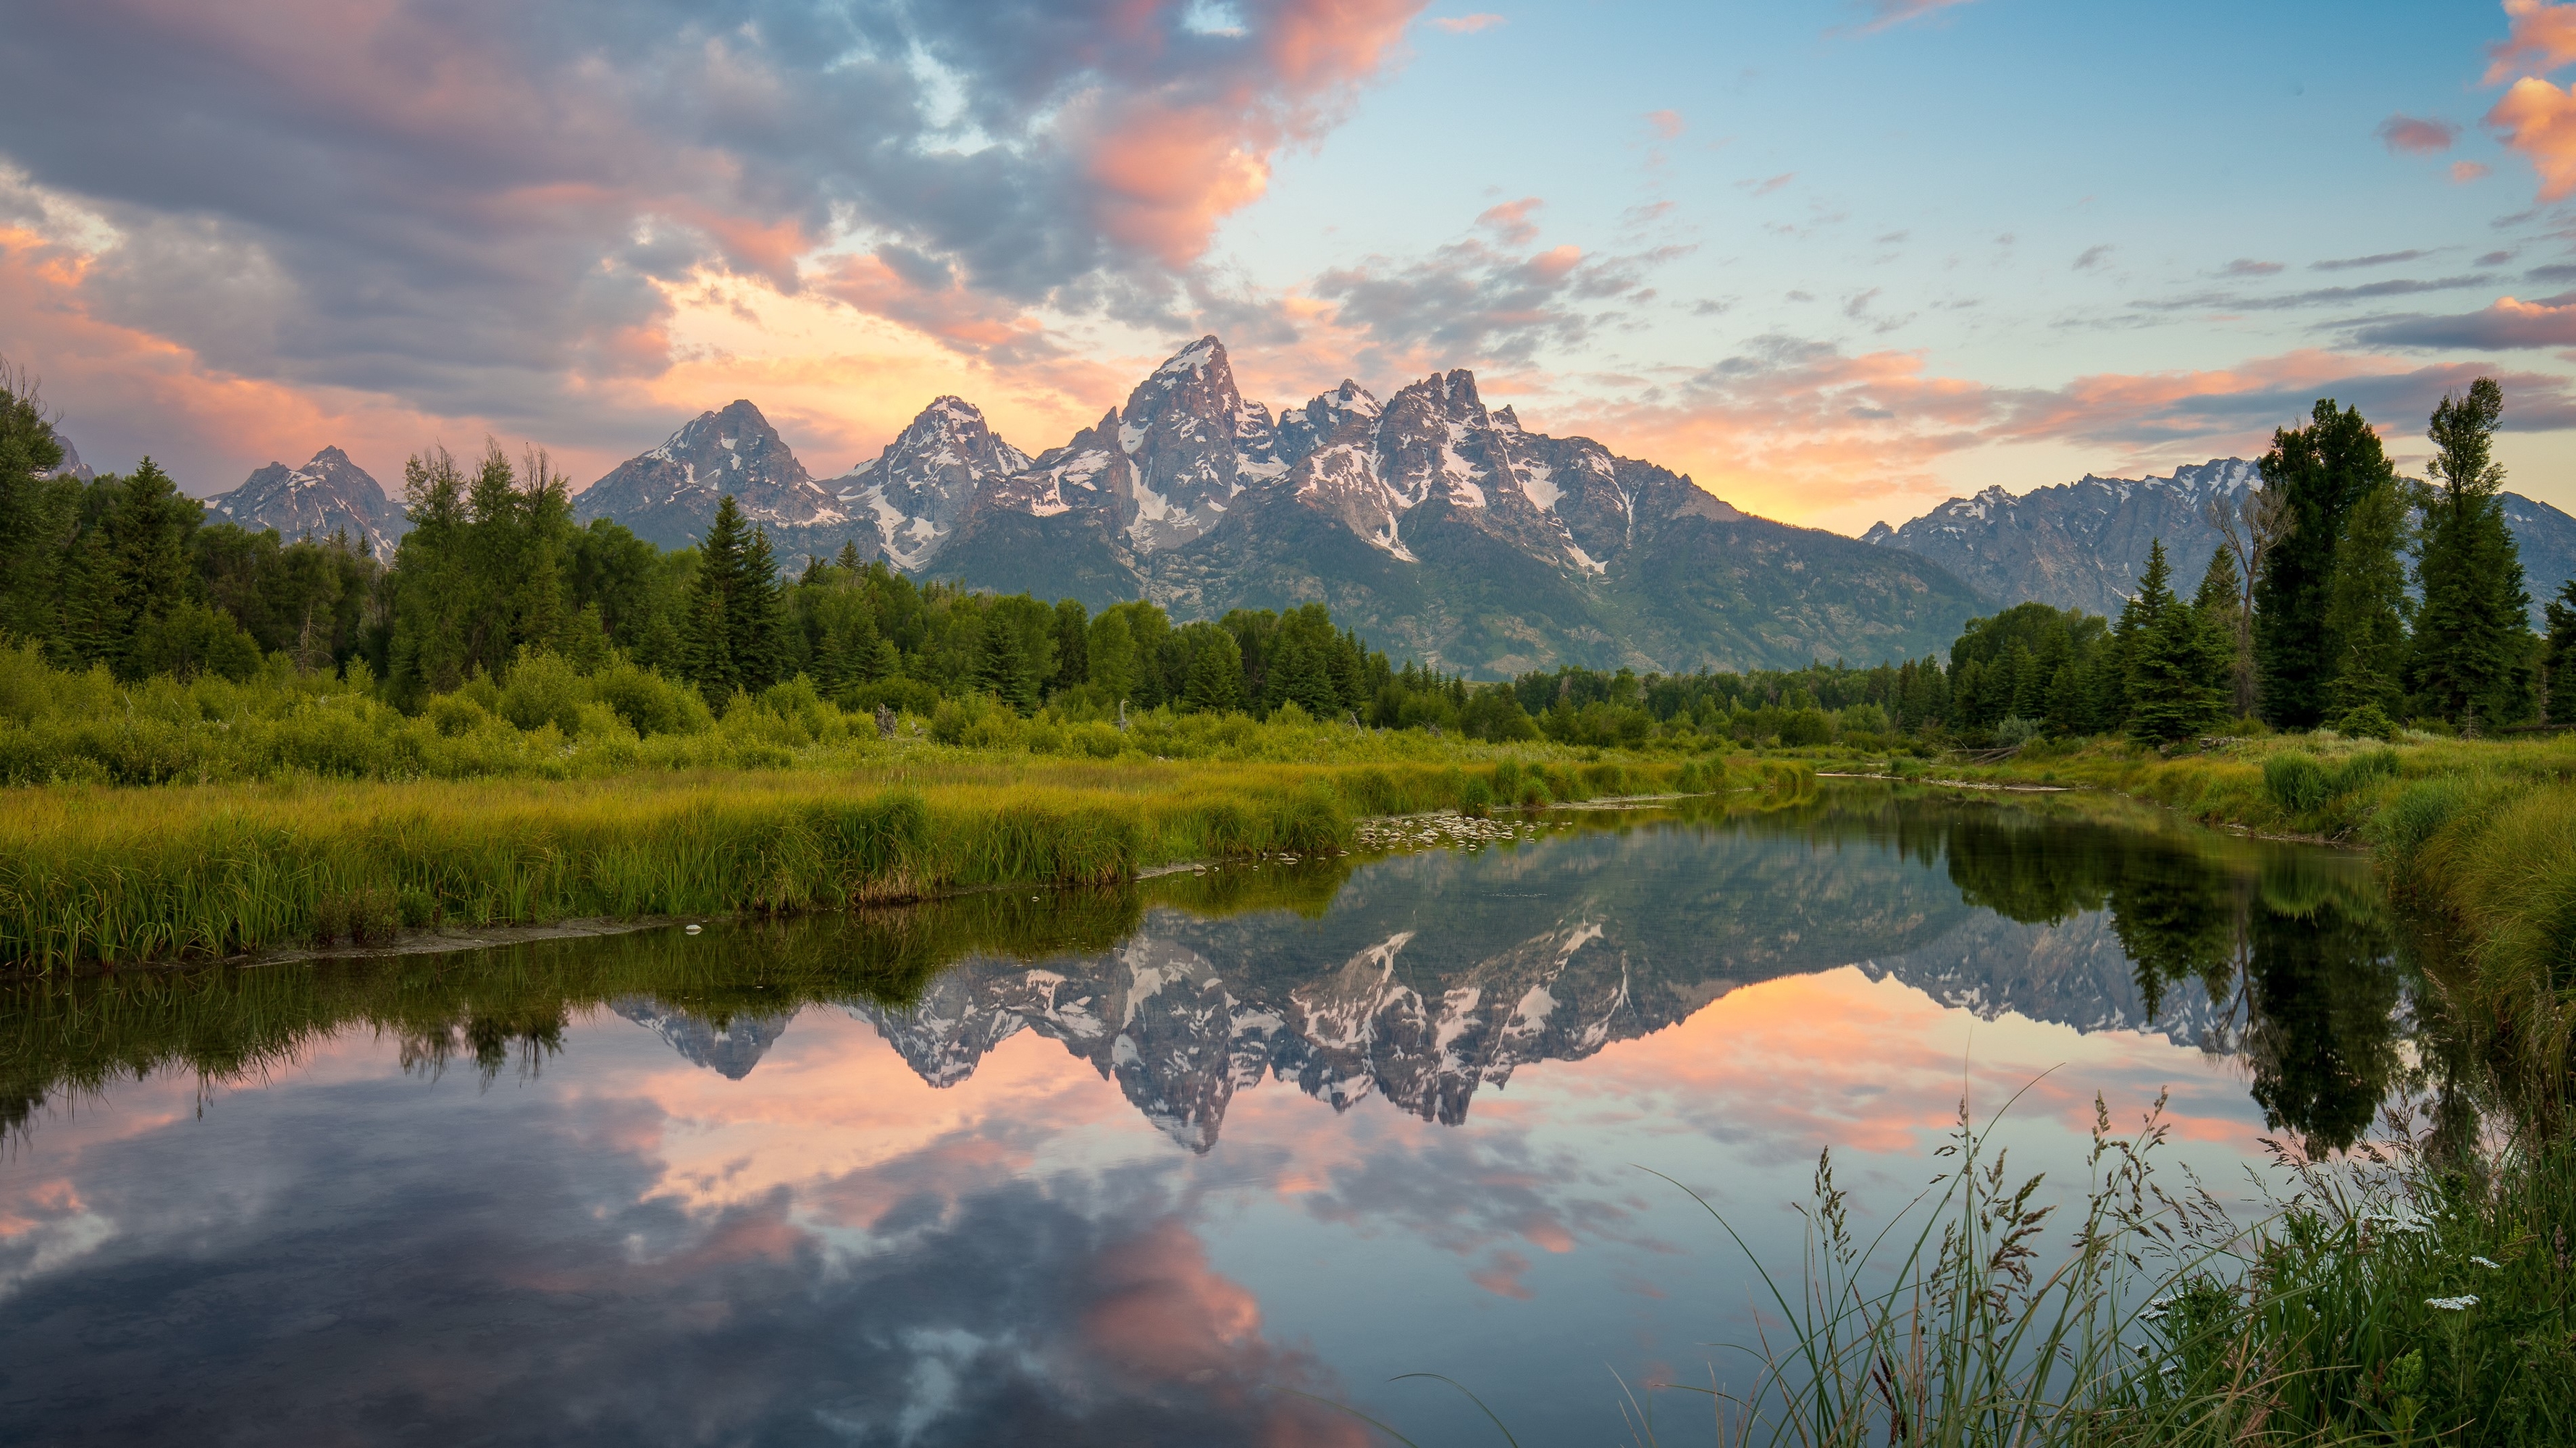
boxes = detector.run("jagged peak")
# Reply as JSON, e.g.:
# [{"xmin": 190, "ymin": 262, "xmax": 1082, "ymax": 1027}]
[{"xmin": 1151, "ymin": 334, "xmax": 1226, "ymax": 379}]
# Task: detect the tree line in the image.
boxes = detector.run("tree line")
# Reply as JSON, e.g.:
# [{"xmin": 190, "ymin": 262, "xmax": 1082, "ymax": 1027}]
[{"xmin": 3, "ymin": 363, "xmax": 2571, "ymax": 746}]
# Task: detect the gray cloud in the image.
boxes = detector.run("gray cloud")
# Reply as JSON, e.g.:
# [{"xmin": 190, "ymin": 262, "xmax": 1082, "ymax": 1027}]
[
  {"xmin": 0, "ymin": 0, "xmax": 1415, "ymax": 440},
  {"xmin": 2344, "ymin": 294, "xmax": 2576, "ymax": 351},
  {"xmin": 1309, "ymin": 238, "xmax": 1687, "ymax": 369},
  {"xmin": 2312, "ymin": 249, "xmax": 2433, "ymax": 272},
  {"xmin": 2132, "ymin": 274, "xmax": 2496, "ymax": 314}
]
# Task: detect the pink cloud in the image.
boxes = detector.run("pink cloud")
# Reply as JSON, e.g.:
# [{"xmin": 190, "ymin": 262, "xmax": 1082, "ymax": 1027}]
[
  {"xmin": 2485, "ymin": 0, "xmax": 2576, "ymax": 84},
  {"xmin": 1431, "ymin": 12, "xmax": 1506, "ymax": 33},
  {"xmin": 2488, "ymin": 73, "xmax": 2576, "ymax": 199},
  {"xmin": 1475, "ymin": 195, "xmax": 1545, "ymax": 246},
  {"xmin": 2454, "ymin": 159, "xmax": 2494, "ymax": 182},
  {"xmin": 1645, "ymin": 108, "xmax": 1685, "ymax": 140},
  {"xmin": 2378, "ymin": 113, "xmax": 2460, "ymax": 153}
]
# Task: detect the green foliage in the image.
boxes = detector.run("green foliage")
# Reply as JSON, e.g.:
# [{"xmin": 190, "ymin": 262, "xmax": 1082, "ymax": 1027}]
[
  {"xmin": 2545, "ymin": 577, "xmax": 2576, "ymax": 724},
  {"xmin": 2414, "ymin": 378, "xmax": 2535, "ymax": 730},
  {"xmin": 2262, "ymin": 752, "xmax": 2333, "ymax": 814},
  {"xmin": 2122, "ymin": 539, "xmax": 2229, "ymax": 745},
  {"xmin": 2323, "ymin": 476, "xmax": 2413, "ymax": 718},
  {"xmin": 686, "ymin": 494, "xmax": 787, "ymax": 704},
  {"xmin": 2256, "ymin": 397, "xmax": 2398, "ymax": 728}
]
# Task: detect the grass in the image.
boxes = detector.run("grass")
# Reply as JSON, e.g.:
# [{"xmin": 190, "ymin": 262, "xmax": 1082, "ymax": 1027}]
[
  {"xmin": 1603, "ymin": 1088, "xmax": 2576, "ymax": 1448},
  {"xmin": 0, "ymin": 749, "xmax": 1812, "ymax": 973}
]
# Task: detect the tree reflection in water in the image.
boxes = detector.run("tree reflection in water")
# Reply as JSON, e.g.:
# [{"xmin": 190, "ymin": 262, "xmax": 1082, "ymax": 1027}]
[{"xmin": 4, "ymin": 786, "xmax": 2420, "ymax": 1157}]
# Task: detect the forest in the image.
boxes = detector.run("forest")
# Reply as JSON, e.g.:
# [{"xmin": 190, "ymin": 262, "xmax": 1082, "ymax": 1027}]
[{"xmin": 3, "ymin": 370, "xmax": 2573, "ymax": 773}]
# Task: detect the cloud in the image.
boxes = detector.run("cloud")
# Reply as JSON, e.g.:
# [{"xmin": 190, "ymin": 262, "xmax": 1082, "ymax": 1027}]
[
  {"xmin": 1304, "ymin": 235, "xmax": 1685, "ymax": 371},
  {"xmin": 0, "ymin": 0, "xmax": 1429, "ymax": 476},
  {"xmin": 2485, "ymin": 0, "xmax": 2576, "ymax": 85},
  {"xmin": 2073, "ymin": 244, "xmax": 2113, "ymax": 270},
  {"xmin": 1645, "ymin": 109, "xmax": 1685, "ymax": 140},
  {"xmin": 2313, "ymin": 250, "xmax": 2432, "ymax": 272},
  {"xmin": 2454, "ymin": 160, "xmax": 2495, "ymax": 182},
  {"xmin": 2134, "ymin": 274, "xmax": 2496, "ymax": 314},
  {"xmin": 2378, "ymin": 114, "xmax": 2460, "ymax": 153},
  {"xmin": 2488, "ymin": 73, "xmax": 2576, "ymax": 200},
  {"xmin": 2221, "ymin": 258, "xmax": 2284, "ymax": 277},
  {"xmin": 1430, "ymin": 12, "xmax": 1506, "ymax": 32},
  {"xmin": 1547, "ymin": 335, "xmax": 2576, "ymax": 529},
  {"xmin": 1847, "ymin": 0, "xmax": 1981, "ymax": 33},
  {"xmin": 2344, "ymin": 292, "xmax": 2576, "ymax": 349},
  {"xmin": 1740, "ymin": 172, "xmax": 1795, "ymax": 197},
  {"xmin": 1475, "ymin": 196, "xmax": 1545, "ymax": 246}
]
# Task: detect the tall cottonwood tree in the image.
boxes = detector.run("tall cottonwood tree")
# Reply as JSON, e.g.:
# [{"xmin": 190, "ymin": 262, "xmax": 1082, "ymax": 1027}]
[
  {"xmin": 2412, "ymin": 379, "xmax": 2533, "ymax": 729},
  {"xmin": 2254, "ymin": 400, "xmax": 2394, "ymax": 728}
]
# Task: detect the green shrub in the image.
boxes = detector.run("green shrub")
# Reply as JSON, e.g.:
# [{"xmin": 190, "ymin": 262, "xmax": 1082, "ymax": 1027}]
[
  {"xmin": 2337, "ymin": 702, "xmax": 2398, "ymax": 741},
  {"xmin": 2264, "ymin": 752, "xmax": 2333, "ymax": 814},
  {"xmin": 1459, "ymin": 776, "xmax": 1493, "ymax": 817},
  {"xmin": 2330, "ymin": 746, "xmax": 2401, "ymax": 796}
]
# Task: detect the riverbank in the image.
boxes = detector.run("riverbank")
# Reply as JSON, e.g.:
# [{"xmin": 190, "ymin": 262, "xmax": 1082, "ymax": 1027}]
[
  {"xmin": 1889, "ymin": 732, "xmax": 2576, "ymax": 1115},
  {"xmin": 0, "ymin": 749, "xmax": 1810, "ymax": 974}
]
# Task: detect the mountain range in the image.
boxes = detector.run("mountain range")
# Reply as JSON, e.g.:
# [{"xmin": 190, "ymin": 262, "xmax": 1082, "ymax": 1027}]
[
  {"xmin": 205, "ymin": 445, "xmax": 405, "ymax": 555},
  {"xmin": 1865, "ymin": 458, "xmax": 2576, "ymax": 629},
  {"xmin": 567, "ymin": 337, "xmax": 1986, "ymax": 674}
]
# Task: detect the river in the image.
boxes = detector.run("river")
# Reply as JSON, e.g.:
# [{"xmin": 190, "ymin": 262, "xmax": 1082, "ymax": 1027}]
[{"xmin": 0, "ymin": 785, "xmax": 2415, "ymax": 1446}]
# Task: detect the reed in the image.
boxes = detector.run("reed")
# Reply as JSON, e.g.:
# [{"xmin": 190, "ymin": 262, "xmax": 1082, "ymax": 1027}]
[
  {"xmin": 1607, "ymin": 1094, "xmax": 2576, "ymax": 1448},
  {"xmin": 0, "ymin": 752, "xmax": 1808, "ymax": 973}
]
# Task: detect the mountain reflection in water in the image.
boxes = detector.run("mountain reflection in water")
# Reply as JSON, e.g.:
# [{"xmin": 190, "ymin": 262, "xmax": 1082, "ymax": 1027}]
[{"xmin": 0, "ymin": 788, "xmax": 2414, "ymax": 1447}]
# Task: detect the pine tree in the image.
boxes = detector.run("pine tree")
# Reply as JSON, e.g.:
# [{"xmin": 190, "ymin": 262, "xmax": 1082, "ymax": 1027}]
[
  {"xmin": 2124, "ymin": 540, "xmax": 2226, "ymax": 745},
  {"xmin": 2412, "ymin": 378, "xmax": 2533, "ymax": 729},
  {"xmin": 734, "ymin": 526, "xmax": 786, "ymax": 691},
  {"xmin": 0, "ymin": 364, "xmax": 78, "ymax": 650},
  {"xmin": 1180, "ymin": 626, "xmax": 1245, "ymax": 712},
  {"xmin": 2543, "ymin": 578, "xmax": 2576, "ymax": 724},
  {"xmin": 101, "ymin": 458, "xmax": 203, "ymax": 676},
  {"xmin": 2322, "ymin": 476, "xmax": 2411, "ymax": 722},
  {"xmin": 2190, "ymin": 545, "xmax": 2249, "ymax": 719},
  {"xmin": 2254, "ymin": 399, "xmax": 2395, "ymax": 727},
  {"xmin": 687, "ymin": 496, "xmax": 755, "ymax": 702}
]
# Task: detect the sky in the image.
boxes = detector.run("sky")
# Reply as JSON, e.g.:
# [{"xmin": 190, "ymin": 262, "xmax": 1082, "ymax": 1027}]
[{"xmin": 11, "ymin": 0, "xmax": 2576, "ymax": 534}]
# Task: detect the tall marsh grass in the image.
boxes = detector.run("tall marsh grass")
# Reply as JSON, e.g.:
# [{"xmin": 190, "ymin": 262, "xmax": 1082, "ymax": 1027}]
[
  {"xmin": 0, "ymin": 753, "xmax": 1807, "ymax": 972},
  {"xmin": 1618, "ymin": 1093, "xmax": 2576, "ymax": 1448}
]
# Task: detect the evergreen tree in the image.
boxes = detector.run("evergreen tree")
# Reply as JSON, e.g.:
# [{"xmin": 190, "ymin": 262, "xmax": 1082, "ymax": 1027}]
[
  {"xmin": 0, "ymin": 364, "xmax": 78, "ymax": 651},
  {"xmin": 100, "ymin": 459, "xmax": 204, "ymax": 676},
  {"xmin": 1086, "ymin": 610, "xmax": 1139, "ymax": 701},
  {"xmin": 1050, "ymin": 598, "xmax": 1088, "ymax": 694},
  {"xmin": 1179, "ymin": 624, "xmax": 1245, "ymax": 712},
  {"xmin": 2412, "ymin": 378, "xmax": 2533, "ymax": 729},
  {"xmin": 2190, "ymin": 545, "xmax": 2249, "ymax": 719},
  {"xmin": 2254, "ymin": 399, "xmax": 2394, "ymax": 728},
  {"xmin": 2321, "ymin": 476, "xmax": 2410, "ymax": 722},
  {"xmin": 2124, "ymin": 540, "xmax": 2226, "ymax": 745},
  {"xmin": 2543, "ymin": 578, "xmax": 2576, "ymax": 724},
  {"xmin": 685, "ymin": 496, "xmax": 776, "ymax": 703}
]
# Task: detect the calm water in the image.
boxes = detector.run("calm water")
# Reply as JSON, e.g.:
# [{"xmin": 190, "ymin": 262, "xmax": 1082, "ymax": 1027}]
[{"xmin": 0, "ymin": 787, "xmax": 2413, "ymax": 1447}]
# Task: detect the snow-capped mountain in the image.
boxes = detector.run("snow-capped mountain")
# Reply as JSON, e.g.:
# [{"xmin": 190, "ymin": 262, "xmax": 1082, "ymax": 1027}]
[
  {"xmin": 574, "ymin": 400, "xmax": 848, "ymax": 550},
  {"xmin": 1866, "ymin": 458, "xmax": 2576, "ymax": 626},
  {"xmin": 35, "ymin": 429, "xmax": 92, "ymax": 481},
  {"xmin": 821, "ymin": 397, "xmax": 1032, "ymax": 570},
  {"xmin": 1860, "ymin": 460, "xmax": 2261, "ymax": 619},
  {"xmin": 570, "ymin": 339, "xmax": 1989, "ymax": 671},
  {"xmin": 207, "ymin": 445, "xmax": 404, "ymax": 554}
]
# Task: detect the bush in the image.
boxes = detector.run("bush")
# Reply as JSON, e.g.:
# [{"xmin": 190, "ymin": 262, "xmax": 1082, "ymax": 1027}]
[
  {"xmin": 1459, "ymin": 776, "xmax": 1493, "ymax": 817},
  {"xmin": 2337, "ymin": 702, "xmax": 2397, "ymax": 741},
  {"xmin": 2264, "ymin": 752, "xmax": 2333, "ymax": 814},
  {"xmin": 1777, "ymin": 707, "xmax": 1832, "ymax": 748}
]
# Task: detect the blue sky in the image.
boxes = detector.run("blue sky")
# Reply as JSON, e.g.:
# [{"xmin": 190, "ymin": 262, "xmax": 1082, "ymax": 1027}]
[{"xmin": 5, "ymin": 0, "xmax": 2575, "ymax": 530}]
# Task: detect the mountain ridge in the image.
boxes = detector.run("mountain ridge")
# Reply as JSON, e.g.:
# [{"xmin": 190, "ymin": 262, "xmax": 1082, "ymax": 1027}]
[{"xmin": 571, "ymin": 337, "xmax": 1987, "ymax": 675}]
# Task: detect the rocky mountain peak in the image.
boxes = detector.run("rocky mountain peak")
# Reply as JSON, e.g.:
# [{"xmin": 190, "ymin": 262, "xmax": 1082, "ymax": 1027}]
[
  {"xmin": 830, "ymin": 395, "xmax": 1031, "ymax": 569},
  {"xmin": 574, "ymin": 398, "xmax": 842, "ymax": 550},
  {"xmin": 207, "ymin": 444, "xmax": 403, "ymax": 554}
]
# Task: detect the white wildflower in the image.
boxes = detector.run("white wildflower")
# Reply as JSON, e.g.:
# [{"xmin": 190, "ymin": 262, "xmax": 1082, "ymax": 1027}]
[
  {"xmin": 2425, "ymin": 1295, "xmax": 2479, "ymax": 1311},
  {"xmin": 2469, "ymin": 1255, "xmax": 2501, "ymax": 1270}
]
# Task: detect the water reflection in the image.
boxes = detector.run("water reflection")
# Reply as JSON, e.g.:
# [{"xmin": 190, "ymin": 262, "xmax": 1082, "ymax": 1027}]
[{"xmin": 0, "ymin": 786, "xmax": 2421, "ymax": 1446}]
